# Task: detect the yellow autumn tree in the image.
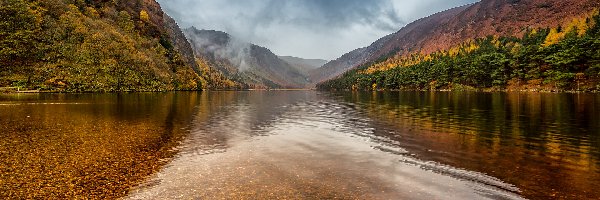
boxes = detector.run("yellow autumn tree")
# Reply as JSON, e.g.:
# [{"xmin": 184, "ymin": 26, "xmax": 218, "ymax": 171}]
[
  {"xmin": 575, "ymin": 18, "xmax": 588, "ymax": 36},
  {"xmin": 543, "ymin": 28, "xmax": 563, "ymax": 47},
  {"xmin": 140, "ymin": 10, "xmax": 150, "ymax": 22},
  {"xmin": 466, "ymin": 41, "xmax": 479, "ymax": 53},
  {"xmin": 530, "ymin": 28, "xmax": 538, "ymax": 36}
]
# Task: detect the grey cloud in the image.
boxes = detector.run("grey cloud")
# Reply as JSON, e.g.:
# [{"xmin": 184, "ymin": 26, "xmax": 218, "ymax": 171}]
[{"xmin": 157, "ymin": 0, "xmax": 478, "ymax": 60}]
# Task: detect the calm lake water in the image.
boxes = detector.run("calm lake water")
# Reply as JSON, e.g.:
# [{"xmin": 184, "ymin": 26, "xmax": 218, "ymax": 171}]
[{"xmin": 1, "ymin": 91, "xmax": 599, "ymax": 199}]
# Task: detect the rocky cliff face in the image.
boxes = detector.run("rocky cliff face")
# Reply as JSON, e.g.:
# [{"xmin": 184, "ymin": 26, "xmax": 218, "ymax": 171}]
[
  {"xmin": 163, "ymin": 14, "xmax": 199, "ymax": 73},
  {"xmin": 184, "ymin": 28, "xmax": 310, "ymax": 89},
  {"xmin": 314, "ymin": 0, "xmax": 600, "ymax": 85}
]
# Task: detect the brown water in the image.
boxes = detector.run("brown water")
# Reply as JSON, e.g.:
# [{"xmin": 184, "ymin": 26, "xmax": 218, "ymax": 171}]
[
  {"xmin": 1, "ymin": 91, "xmax": 599, "ymax": 199},
  {"xmin": 0, "ymin": 93, "xmax": 203, "ymax": 198}
]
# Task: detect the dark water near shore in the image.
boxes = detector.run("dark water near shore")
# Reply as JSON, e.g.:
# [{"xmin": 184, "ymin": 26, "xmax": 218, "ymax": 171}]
[{"xmin": 1, "ymin": 91, "xmax": 599, "ymax": 199}]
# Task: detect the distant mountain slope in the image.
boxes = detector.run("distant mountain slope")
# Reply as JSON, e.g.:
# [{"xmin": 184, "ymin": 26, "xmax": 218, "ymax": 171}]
[
  {"xmin": 309, "ymin": 40, "xmax": 387, "ymax": 86},
  {"xmin": 314, "ymin": 0, "xmax": 600, "ymax": 85},
  {"xmin": 278, "ymin": 56, "xmax": 327, "ymax": 76},
  {"xmin": 184, "ymin": 28, "xmax": 309, "ymax": 89}
]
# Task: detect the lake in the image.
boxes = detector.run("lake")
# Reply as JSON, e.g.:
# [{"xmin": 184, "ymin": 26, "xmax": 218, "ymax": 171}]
[{"xmin": 1, "ymin": 91, "xmax": 599, "ymax": 199}]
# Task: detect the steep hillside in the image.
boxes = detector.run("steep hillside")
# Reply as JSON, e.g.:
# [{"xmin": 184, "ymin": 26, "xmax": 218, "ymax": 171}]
[
  {"xmin": 278, "ymin": 56, "xmax": 327, "ymax": 76},
  {"xmin": 314, "ymin": 0, "xmax": 600, "ymax": 85},
  {"xmin": 184, "ymin": 28, "xmax": 309, "ymax": 89},
  {"xmin": 163, "ymin": 14, "xmax": 199, "ymax": 74},
  {"xmin": 0, "ymin": 0, "xmax": 202, "ymax": 92},
  {"xmin": 369, "ymin": 0, "xmax": 600, "ymax": 61},
  {"xmin": 318, "ymin": 9, "xmax": 600, "ymax": 92}
]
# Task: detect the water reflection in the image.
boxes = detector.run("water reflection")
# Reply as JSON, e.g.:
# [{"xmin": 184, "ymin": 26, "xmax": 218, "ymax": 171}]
[
  {"xmin": 3, "ymin": 91, "xmax": 598, "ymax": 199},
  {"xmin": 128, "ymin": 91, "xmax": 524, "ymax": 199},
  {"xmin": 335, "ymin": 91, "xmax": 600, "ymax": 199}
]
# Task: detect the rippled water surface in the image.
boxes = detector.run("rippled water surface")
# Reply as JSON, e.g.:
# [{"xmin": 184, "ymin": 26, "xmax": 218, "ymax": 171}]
[{"xmin": 1, "ymin": 91, "xmax": 599, "ymax": 199}]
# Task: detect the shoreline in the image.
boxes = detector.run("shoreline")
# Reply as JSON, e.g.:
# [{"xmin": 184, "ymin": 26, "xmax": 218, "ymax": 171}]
[
  {"xmin": 0, "ymin": 88, "xmax": 316, "ymax": 94},
  {"xmin": 319, "ymin": 88, "xmax": 600, "ymax": 94},
  {"xmin": 2, "ymin": 87, "xmax": 599, "ymax": 94}
]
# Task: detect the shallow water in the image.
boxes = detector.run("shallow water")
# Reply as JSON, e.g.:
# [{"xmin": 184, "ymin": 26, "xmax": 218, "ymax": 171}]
[
  {"xmin": 1, "ymin": 91, "xmax": 599, "ymax": 199},
  {"xmin": 0, "ymin": 93, "xmax": 200, "ymax": 198}
]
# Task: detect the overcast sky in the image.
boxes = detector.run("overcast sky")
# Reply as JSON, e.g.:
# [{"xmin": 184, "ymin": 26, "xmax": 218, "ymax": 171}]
[{"xmin": 157, "ymin": 0, "xmax": 477, "ymax": 60}]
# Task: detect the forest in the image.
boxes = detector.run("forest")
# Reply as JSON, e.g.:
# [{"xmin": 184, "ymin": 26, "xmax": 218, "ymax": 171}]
[
  {"xmin": 318, "ymin": 12, "xmax": 600, "ymax": 92},
  {"xmin": 0, "ymin": 0, "xmax": 202, "ymax": 92}
]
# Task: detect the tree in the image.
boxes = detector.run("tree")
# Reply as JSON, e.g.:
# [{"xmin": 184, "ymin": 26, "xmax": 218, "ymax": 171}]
[
  {"xmin": 0, "ymin": 0, "xmax": 43, "ymax": 84},
  {"xmin": 117, "ymin": 11, "xmax": 134, "ymax": 33},
  {"xmin": 543, "ymin": 28, "xmax": 563, "ymax": 47},
  {"xmin": 140, "ymin": 10, "xmax": 150, "ymax": 22}
]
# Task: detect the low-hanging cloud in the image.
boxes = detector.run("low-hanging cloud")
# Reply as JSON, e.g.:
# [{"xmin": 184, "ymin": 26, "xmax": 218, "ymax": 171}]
[
  {"xmin": 184, "ymin": 29, "xmax": 254, "ymax": 71},
  {"xmin": 157, "ymin": 0, "xmax": 477, "ymax": 60}
]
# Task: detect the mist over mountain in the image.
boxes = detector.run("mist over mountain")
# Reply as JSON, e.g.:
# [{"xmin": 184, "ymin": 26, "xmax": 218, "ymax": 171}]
[{"xmin": 184, "ymin": 28, "xmax": 310, "ymax": 89}]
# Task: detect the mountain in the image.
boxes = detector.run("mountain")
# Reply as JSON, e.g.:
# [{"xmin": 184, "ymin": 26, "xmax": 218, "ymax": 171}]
[
  {"xmin": 317, "ymin": 0, "xmax": 600, "ymax": 92},
  {"xmin": 184, "ymin": 28, "xmax": 309, "ymax": 89},
  {"xmin": 313, "ymin": 0, "xmax": 600, "ymax": 85},
  {"xmin": 309, "ymin": 45, "xmax": 380, "ymax": 87},
  {"xmin": 0, "ymin": 0, "xmax": 202, "ymax": 92},
  {"xmin": 309, "ymin": 5, "xmax": 467, "ymax": 85},
  {"xmin": 278, "ymin": 56, "xmax": 327, "ymax": 76},
  {"xmin": 366, "ymin": 0, "xmax": 599, "ymax": 61},
  {"xmin": 163, "ymin": 14, "xmax": 200, "ymax": 75}
]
